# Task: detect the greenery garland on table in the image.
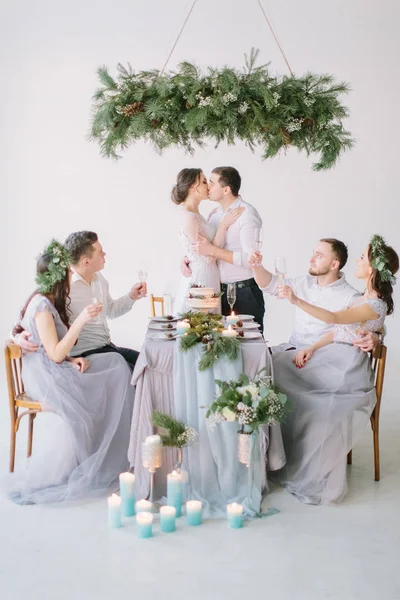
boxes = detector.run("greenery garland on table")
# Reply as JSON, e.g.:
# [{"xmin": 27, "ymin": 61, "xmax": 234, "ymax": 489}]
[
  {"xmin": 90, "ymin": 48, "xmax": 353, "ymax": 170},
  {"xmin": 179, "ymin": 311, "xmax": 240, "ymax": 371}
]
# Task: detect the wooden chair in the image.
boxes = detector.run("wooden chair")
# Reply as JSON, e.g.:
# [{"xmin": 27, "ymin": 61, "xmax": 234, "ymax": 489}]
[
  {"xmin": 347, "ymin": 344, "xmax": 387, "ymax": 481},
  {"xmin": 149, "ymin": 294, "xmax": 165, "ymax": 317},
  {"xmin": 4, "ymin": 342, "xmax": 43, "ymax": 473}
]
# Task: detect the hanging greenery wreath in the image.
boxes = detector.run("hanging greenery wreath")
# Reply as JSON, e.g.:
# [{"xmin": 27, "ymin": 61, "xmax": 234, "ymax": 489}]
[{"xmin": 90, "ymin": 48, "xmax": 353, "ymax": 171}]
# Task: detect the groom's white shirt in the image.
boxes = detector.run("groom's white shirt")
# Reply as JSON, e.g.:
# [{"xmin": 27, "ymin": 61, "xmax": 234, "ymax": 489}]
[
  {"xmin": 68, "ymin": 271, "xmax": 135, "ymax": 356},
  {"xmin": 208, "ymin": 196, "xmax": 262, "ymax": 284},
  {"xmin": 261, "ymin": 272, "xmax": 360, "ymax": 351}
]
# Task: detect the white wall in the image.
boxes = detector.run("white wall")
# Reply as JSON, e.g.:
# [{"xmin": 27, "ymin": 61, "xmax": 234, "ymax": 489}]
[{"xmin": 1, "ymin": 0, "xmax": 399, "ymax": 389}]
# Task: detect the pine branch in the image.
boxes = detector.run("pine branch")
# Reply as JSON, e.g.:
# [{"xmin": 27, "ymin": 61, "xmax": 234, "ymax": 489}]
[{"xmin": 90, "ymin": 50, "xmax": 354, "ymax": 170}]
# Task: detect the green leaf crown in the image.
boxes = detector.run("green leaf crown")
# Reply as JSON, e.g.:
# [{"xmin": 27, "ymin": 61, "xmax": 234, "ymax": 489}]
[
  {"xmin": 36, "ymin": 240, "xmax": 71, "ymax": 294},
  {"xmin": 370, "ymin": 235, "xmax": 396, "ymax": 285}
]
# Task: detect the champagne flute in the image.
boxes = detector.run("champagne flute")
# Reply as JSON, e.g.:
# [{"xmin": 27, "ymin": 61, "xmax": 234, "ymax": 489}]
[
  {"xmin": 138, "ymin": 269, "xmax": 148, "ymax": 298},
  {"xmin": 227, "ymin": 283, "xmax": 237, "ymax": 313},
  {"xmin": 90, "ymin": 278, "xmax": 103, "ymax": 323},
  {"xmin": 138, "ymin": 269, "xmax": 148, "ymax": 283},
  {"xmin": 253, "ymin": 228, "xmax": 263, "ymax": 266},
  {"xmin": 275, "ymin": 256, "xmax": 286, "ymax": 297}
]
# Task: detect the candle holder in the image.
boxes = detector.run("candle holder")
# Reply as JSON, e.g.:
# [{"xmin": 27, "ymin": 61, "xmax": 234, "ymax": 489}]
[
  {"xmin": 237, "ymin": 429, "xmax": 253, "ymax": 468},
  {"xmin": 173, "ymin": 447, "xmax": 184, "ymax": 472},
  {"xmin": 142, "ymin": 440, "xmax": 162, "ymax": 513}
]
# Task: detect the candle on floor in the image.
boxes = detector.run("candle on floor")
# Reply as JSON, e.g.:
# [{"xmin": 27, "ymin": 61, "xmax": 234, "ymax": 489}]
[
  {"xmin": 108, "ymin": 493, "xmax": 122, "ymax": 529},
  {"xmin": 167, "ymin": 470, "xmax": 183, "ymax": 517},
  {"xmin": 226, "ymin": 311, "xmax": 239, "ymax": 325},
  {"xmin": 119, "ymin": 472, "xmax": 135, "ymax": 517},
  {"xmin": 136, "ymin": 512, "xmax": 153, "ymax": 539},
  {"xmin": 176, "ymin": 320, "xmax": 190, "ymax": 335},
  {"xmin": 160, "ymin": 506, "xmax": 176, "ymax": 533},
  {"xmin": 142, "ymin": 435, "xmax": 162, "ymax": 469},
  {"xmin": 222, "ymin": 324, "xmax": 238, "ymax": 338},
  {"xmin": 186, "ymin": 500, "xmax": 202, "ymax": 526},
  {"xmin": 227, "ymin": 502, "xmax": 243, "ymax": 529},
  {"xmin": 135, "ymin": 499, "xmax": 153, "ymax": 514}
]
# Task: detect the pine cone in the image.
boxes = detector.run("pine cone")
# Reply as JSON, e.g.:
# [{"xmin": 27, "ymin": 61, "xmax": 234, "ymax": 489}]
[
  {"xmin": 185, "ymin": 102, "xmax": 191, "ymax": 109},
  {"xmin": 279, "ymin": 128, "xmax": 291, "ymax": 145},
  {"xmin": 151, "ymin": 119, "xmax": 160, "ymax": 127},
  {"xmin": 121, "ymin": 102, "xmax": 145, "ymax": 117}
]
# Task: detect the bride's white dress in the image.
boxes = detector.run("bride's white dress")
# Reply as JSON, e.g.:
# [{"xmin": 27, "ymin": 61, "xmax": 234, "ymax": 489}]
[{"xmin": 174, "ymin": 208, "xmax": 221, "ymax": 314}]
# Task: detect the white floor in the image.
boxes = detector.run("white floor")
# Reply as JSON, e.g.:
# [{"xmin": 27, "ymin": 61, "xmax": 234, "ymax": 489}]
[{"xmin": 0, "ymin": 383, "xmax": 399, "ymax": 600}]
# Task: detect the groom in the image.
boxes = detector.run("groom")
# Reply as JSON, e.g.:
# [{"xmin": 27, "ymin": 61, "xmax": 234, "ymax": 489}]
[{"xmin": 182, "ymin": 166, "xmax": 265, "ymax": 332}]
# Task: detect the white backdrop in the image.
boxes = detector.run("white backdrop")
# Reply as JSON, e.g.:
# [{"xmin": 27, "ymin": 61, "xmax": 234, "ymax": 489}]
[{"xmin": 1, "ymin": 0, "xmax": 399, "ymax": 390}]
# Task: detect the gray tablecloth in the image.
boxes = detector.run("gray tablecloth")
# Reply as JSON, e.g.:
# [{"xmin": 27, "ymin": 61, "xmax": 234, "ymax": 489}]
[{"xmin": 128, "ymin": 335, "xmax": 286, "ymax": 505}]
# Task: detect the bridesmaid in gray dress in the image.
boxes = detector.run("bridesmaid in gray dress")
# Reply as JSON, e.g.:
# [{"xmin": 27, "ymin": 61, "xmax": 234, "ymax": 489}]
[
  {"xmin": 10, "ymin": 240, "xmax": 135, "ymax": 504},
  {"xmin": 272, "ymin": 235, "xmax": 398, "ymax": 504}
]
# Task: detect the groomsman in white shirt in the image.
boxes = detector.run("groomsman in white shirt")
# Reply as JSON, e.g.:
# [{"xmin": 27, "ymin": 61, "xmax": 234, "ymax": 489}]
[
  {"xmin": 183, "ymin": 166, "xmax": 266, "ymax": 331},
  {"xmin": 249, "ymin": 238, "xmax": 379, "ymax": 352},
  {"xmin": 15, "ymin": 231, "xmax": 146, "ymax": 369}
]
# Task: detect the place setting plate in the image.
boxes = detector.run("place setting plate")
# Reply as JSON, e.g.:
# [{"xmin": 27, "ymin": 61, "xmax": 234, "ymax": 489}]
[
  {"xmin": 234, "ymin": 322, "xmax": 260, "ymax": 331},
  {"xmin": 147, "ymin": 332, "xmax": 178, "ymax": 341},
  {"xmin": 238, "ymin": 331, "xmax": 263, "ymax": 340},
  {"xmin": 148, "ymin": 316, "xmax": 179, "ymax": 323},
  {"xmin": 236, "ymin": 314, "xmax": 255, "ymax": 321},
  {"xmin": 148, "ymin": 322, "xmax": 177, "ymax": 331}
]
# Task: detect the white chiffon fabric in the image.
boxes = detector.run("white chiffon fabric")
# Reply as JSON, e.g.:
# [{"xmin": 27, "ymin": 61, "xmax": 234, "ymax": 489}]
[
  {"xmin": 174, "ymin": 208, "xmax": 221, "ymax": 314},
  {"xmin": 8, "ymin": 295, "xmax": 134, "ymax": 504},
  {"xmin": 173, "ymin": 341, "xmax": 285, "ymax": 518},
  {"xmin": 128, "ymin": 335, "xmax": 286, "ymax": 515},
  {"xmin": 271, "ymin": 297, "xmax": 386, "ymax": 505}
]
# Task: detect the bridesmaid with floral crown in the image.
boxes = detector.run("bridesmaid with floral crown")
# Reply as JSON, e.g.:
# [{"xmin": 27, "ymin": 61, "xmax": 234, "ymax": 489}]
[{"xmin": 10, "ymin": 240, "xmax": 135, "ymax": 504}]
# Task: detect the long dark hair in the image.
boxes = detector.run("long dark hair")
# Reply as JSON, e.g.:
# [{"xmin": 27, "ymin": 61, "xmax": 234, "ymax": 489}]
[
  {"xmin": 13, "ymin": 253, "xmax": 71, "ymax": 337},
  {"xmin": 368, "ymin": 244, "xmax": 399, "ymax": 315},
  {"xmin": 171, "ymin": 168, "xmax": 202, "ymax": 204}
]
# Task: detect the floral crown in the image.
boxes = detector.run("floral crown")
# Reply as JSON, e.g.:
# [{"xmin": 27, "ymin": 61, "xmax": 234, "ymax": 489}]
[
  {"xmin": 370, "ymin": 234, "xmax": 396, "ymax": 285},
  {"xmin": 36, "ymin": 240, "xmax": 71, "ymax": 294}
]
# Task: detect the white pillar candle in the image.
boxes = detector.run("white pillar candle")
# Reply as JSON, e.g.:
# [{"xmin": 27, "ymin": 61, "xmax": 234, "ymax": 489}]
[
  {"xmin": 144, "ymin": 435, "xmax": 162, "ymax": 446},
  {"xmin": 226, "ymin": 311, "xmax": 239, "ymax": 325},
  {"xmin": 167, "ymin": 470, "xmax": 183, "ymax": 517},
  {"xmin": 142, "ymin": 435, "xmax": 162, "ymax": 469},
  {"xmin": 108, "ymin": 493, "xmax": 122, "ymax": 529},
  {"xmin": 160, "ymin": 505, "xmax": 176, "ymax": 533},
  {"xmin": 176, "ymin": 320, "xmax": 190, "ymax": 335},
  {"xmin": 136, "ymin": 511, "xmax": 153, "ymax": 538},
  {"xmin": 119, "ymin": 472, "xmax": 135, "ymax": 516},
  {"xmin": 119, "ymin": 472, "xmax": 135, "ymax": 496},
  {"xmin": 186, "ymin": 500, "xmax": 202, "ymax": 526},
  {"xmin": 227, "ymin": 502, "xmax": 243, "ymax": 529},
  {"xmin": 222, "ymin": 325, "xmax": 238, "ymax": 337},
  {"xmin": 135, "ymin": 499, "xmax": 153, "ymax": 513}
]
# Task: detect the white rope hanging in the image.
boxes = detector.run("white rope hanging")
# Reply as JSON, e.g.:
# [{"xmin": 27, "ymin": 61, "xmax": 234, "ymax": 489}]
[{"xmin": 160, "ymin": 0, "xmax": 294, "ymax": 75}]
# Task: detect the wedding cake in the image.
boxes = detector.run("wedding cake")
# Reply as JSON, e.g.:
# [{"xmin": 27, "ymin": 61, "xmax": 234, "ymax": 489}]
[{"xmin": 187, "ymin": 285, "xmax": 219, "ymax": 311}]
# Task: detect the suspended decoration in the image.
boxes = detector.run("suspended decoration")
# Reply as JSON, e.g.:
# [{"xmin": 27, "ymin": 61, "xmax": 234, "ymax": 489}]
[{"xmin": 89, "ymin": 1, "xmax": 354, "ymax": 170}]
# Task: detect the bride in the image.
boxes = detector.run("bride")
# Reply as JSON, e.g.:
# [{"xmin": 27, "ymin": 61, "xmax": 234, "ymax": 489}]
[{"xmin": 172, "ymin": 168, "xmax": 243, "ymax": 314}]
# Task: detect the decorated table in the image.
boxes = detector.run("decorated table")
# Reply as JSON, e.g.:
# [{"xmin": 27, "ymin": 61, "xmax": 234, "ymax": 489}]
[{"xmin": 128, "ymin": 313, "xmax": 286, "ymax": 517}]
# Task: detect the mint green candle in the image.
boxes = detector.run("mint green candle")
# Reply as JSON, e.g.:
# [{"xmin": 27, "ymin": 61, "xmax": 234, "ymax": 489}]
[
  {"xmin": 160, "ymin": 506, "xmax": 176, "ymax": 533},
  {"xmin": 167, "ymin": 471, "xmax": 183, "ymax": 517},
  {"xmin": 186, "ymin": 500, "xmax": 202, "ymax": 526}
]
